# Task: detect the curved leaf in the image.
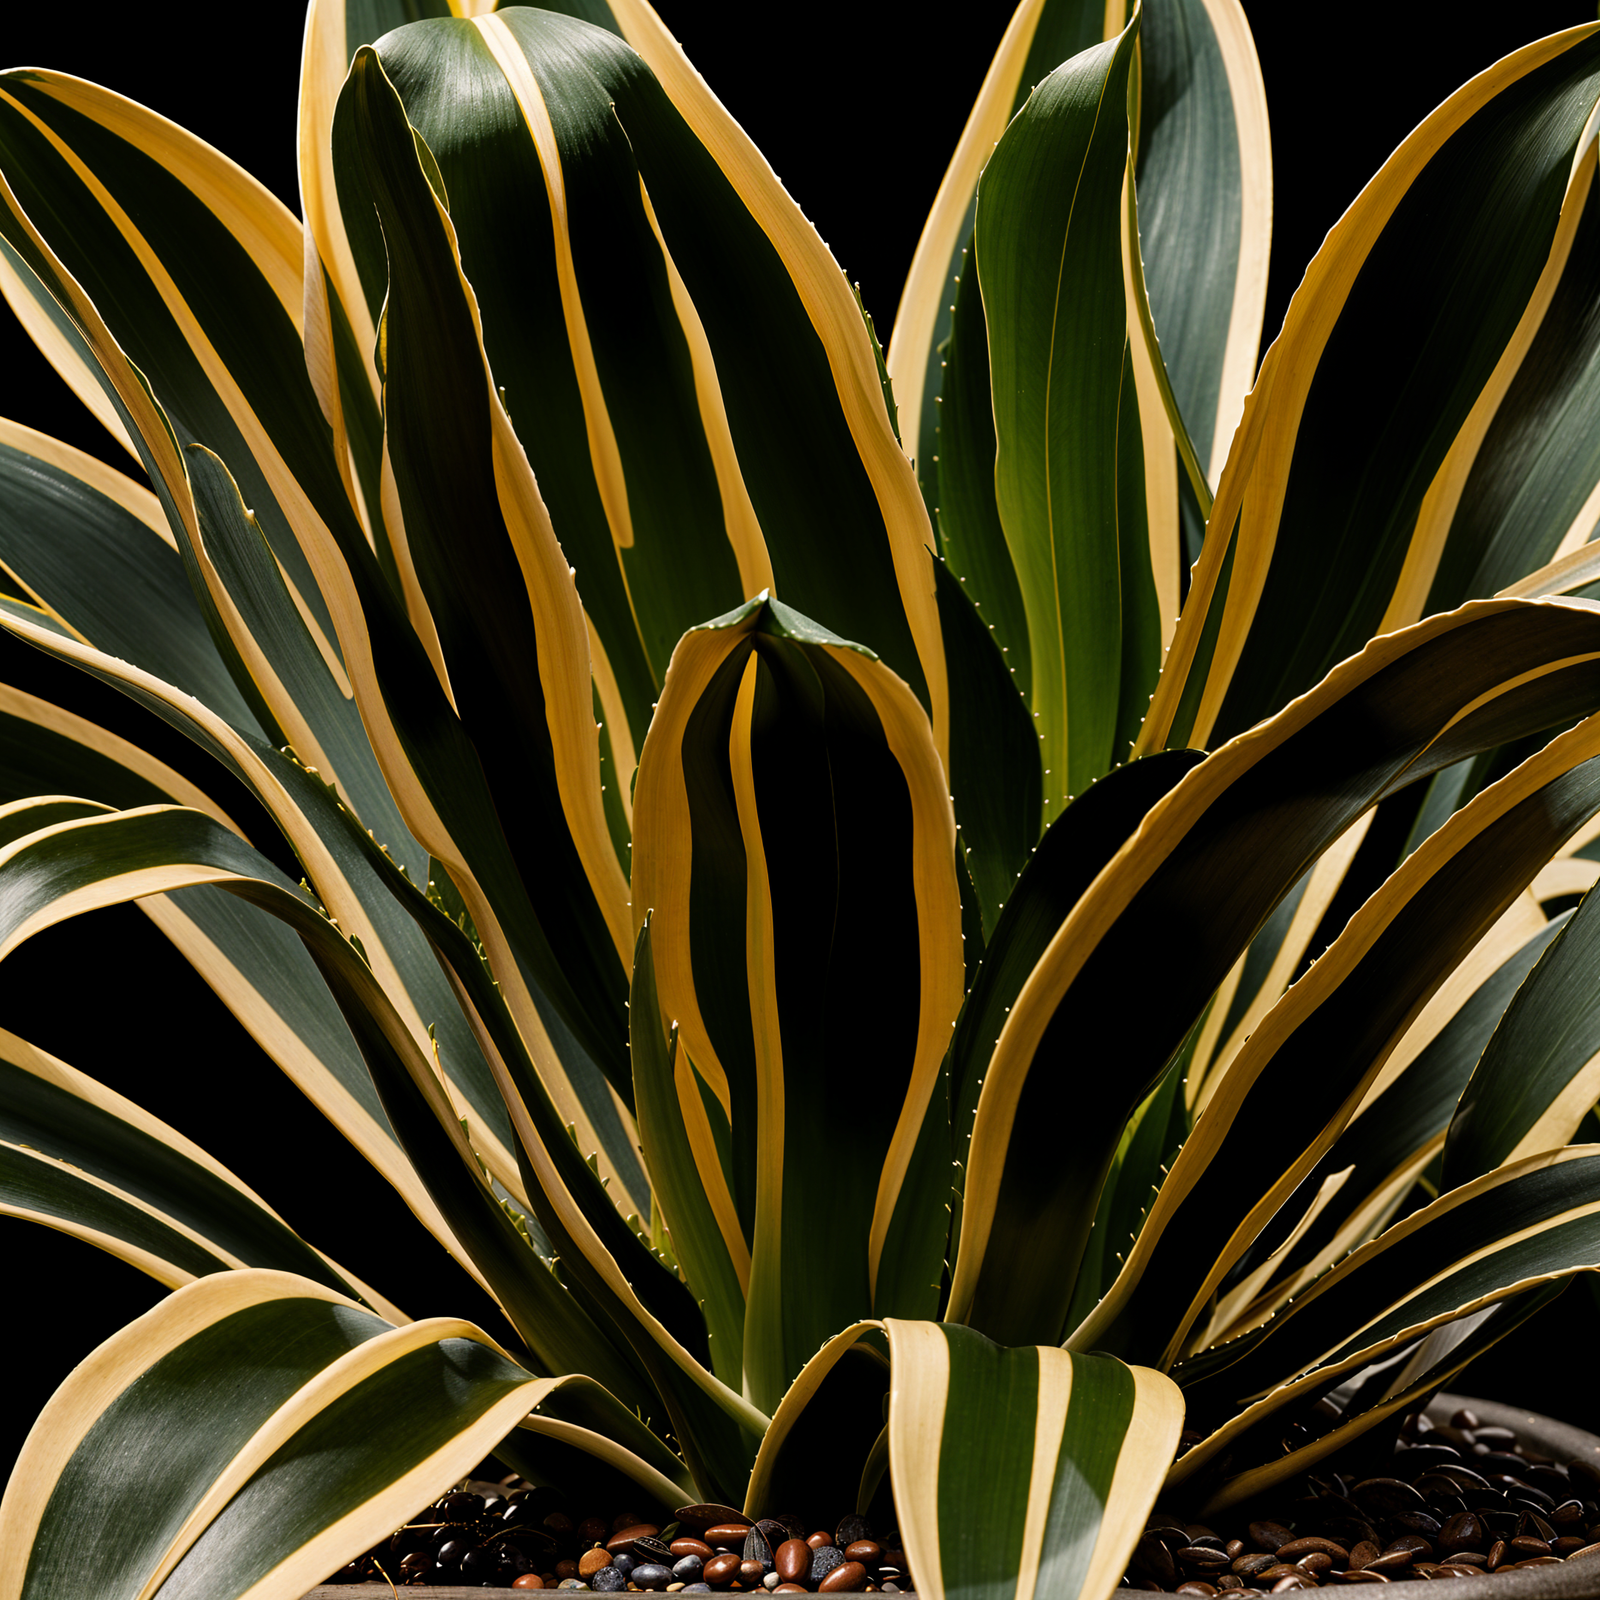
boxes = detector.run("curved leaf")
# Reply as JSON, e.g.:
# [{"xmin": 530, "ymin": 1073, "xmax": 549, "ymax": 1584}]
[
  {"xmin": 1171, "ymin": 1149, "xmax": 1600, "ymax": 1501},
  {"xmin": 885, "ymin": 1320, "xmax": 1183, "ymax": 1600},
  {"xmin": 0, "ymin": 1023, "xmax": 396, "ymax": 1314},
  {"xmin": 1446, "ymin": 876, "xmax": 1600, "ymax": 1183},
  {"xmin": 978, "ymin": 16, "xmax": 1158, "ymax": 811},
  {"xmin": 0, "ymin": 1270, "xmax": 542, "ymax": 1600},
  {"xmin": 1146, "ymin": 23, "xmax": 1600, "ymax": 754},
  {"xmin": 1078, "ymin": 711, "xmax": 1600, "ymax": 1367},
  {"xmin": 949, "ymin": 597, "xmax": 1600, "ymax": 1350}
]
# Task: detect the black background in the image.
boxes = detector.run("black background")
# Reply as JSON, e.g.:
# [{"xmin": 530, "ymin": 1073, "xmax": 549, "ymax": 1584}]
[{"xmin": 3, "ymin": 0, "xmax": 1599, "ymax": 1496}]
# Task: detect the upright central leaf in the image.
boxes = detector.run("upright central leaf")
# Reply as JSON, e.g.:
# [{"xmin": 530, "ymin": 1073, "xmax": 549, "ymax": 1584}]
[
  {"xmin": 631, "ymin": 597, "xmax": 962, "ymax": 1416},
  {"xmin": 979, "ymin": 18, "xmax": 1156, "ymax": 816}
]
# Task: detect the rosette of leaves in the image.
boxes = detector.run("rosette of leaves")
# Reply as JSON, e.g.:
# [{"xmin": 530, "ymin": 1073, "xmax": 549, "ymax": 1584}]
[{"xmin": 5, "ymin": 2, "xmax": 1600, "ymax": 1597}]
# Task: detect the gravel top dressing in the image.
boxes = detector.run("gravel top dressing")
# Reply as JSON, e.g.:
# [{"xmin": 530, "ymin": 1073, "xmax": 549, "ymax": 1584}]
[
  {"xmin": 1128, "ymin": 1404, "xmax": 1600, "ymax": 1594},
  {"xmin": 304, "ymin": 1398, "xmax": 1600, "ymax": 1599}
]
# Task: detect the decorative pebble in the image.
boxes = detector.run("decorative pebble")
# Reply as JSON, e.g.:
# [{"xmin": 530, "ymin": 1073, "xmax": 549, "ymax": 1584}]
[
  {"xmin": 703, "ymin": 1550, "xmax": 742, "ymax": 1585},
  {"xmin": 809, "ymin": 1544, "xmax": 847, "ymax": 1584},
  {"xmin": 776, "ymin": 1537, "xmax": 814, "ymax": 1582},
  {"xmin": 818, "ymin": 1560, "xmax": 869, "ymax": 1592},
  {"xmin": 675, "ymin": 1504, "xmax": 746, "ymax": 1529},
  {"xmin": 836, "ymin": 1516, "xmax": 871, "ymax": 1549},
  {"xmin": 608, "ymin": 1522, "xmax": 662, "ymax": 1553},
  {"xmin": 1120, "ymin": 1408, "xmax": 1600, "ymax": 1592}
]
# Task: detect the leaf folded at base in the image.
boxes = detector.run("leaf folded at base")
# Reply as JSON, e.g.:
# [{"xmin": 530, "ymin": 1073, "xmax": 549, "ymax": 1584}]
[{"xmin": 884, "ymin": 1320, "xmax": 1183, "ymax": 1600}]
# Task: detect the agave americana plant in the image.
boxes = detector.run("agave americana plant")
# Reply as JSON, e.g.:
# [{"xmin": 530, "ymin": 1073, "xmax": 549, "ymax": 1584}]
[{"xmin": 7, "ymin": 0, "xmax": 1600, "ymax": 1595}]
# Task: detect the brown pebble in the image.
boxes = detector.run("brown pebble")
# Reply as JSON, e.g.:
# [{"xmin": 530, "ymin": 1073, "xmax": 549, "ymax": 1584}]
[
  {"xmin": 1250, "ymin": 1523, "xmax": 1295, "ymax": 1553},
  {"xmin": 808, "ymin": 1533, "xmax": 834, "ymax": 1550},
  {"xmin": 607, "ymin": 1523, "xmax": 662, "ymax": 1553},
  {"xmin": 845, "ymin": 1541, "xmax": 882, "ymax": 1566},
  {"xmin": 774, "ymin": 1588, "xmax": 808, "ymax": 1595},
  {"xmin": 1353, "ymin": 1480, "xmax": 1426, "ymax": 1518},
  {"xmin": 775, "ymin": 1540, "xmax": 813, "ymax": 1583},
  {"xmin": 1134, "ymin": 1537, "xmax": 1179, "ymax": 1585},
  {"xmin": 578, "ymin": 1549, "xmax": 612, "ymax": 1578},
  {"xmin": 1518, "ymin": 1512, "xmax": 1558, "ymax": 1543},
  {"xmin": 554, "ymin": 1559, "xmax": 579, "ymax": 1580},
  {"xmin": 704, "ymin": 1523, "xmax": 755, "ymax": 1548},
  {"xmin": 544, "ymin": 1512, "xmax": 574, "ymax": 1534},
  {"xmin": 704, "ymin": 1551, "xmax": 742, "ymax": 1585},
  {"xmin": 672, "ymin": 1539, "xmax": 716, "ymax": 1561},
  {"xmin": 578, "ymin": 1516, "xmax": 609, "ymax": 1544},
  {"xmin": 511, "ymin": 1578, "xmax": 545, "ymax": 1590},
  {"xmin": 739, "ymin": 1559, "xmax": 766, "ymax": 1583},
  {"xmin": 1392, "ymin": 1513, "xmax": 1444, "ymax": 1539},
  {"xmin": 819, "ymin": 1561, "xmax": 869, "ymax": 1592},
  {"xmin": 1234, "ymin": 1554, "xmax": 1280, "ymax": 1577},
  {"xmin": 674, "ymin": 1504, "xmax": 743, "ymax": 1530},
  {"xmin": 1278, "ymin": 1539, "xmax": 1349, "ymax": 1563},
  {"xmin": 1348, "ymin": 1542, "xmax": 1379, "ymax": 1571},
  {"xmin": 1383, "ymin": 1536, "xmax": 1436, "ymax": 1562},
  {"xmin": 1437, "ymin": 1512, "xmax": 1484, "ymax": 1554}
]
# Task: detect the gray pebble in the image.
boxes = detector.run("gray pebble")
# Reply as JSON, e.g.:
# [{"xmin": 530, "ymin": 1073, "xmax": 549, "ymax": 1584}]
[{"xmin": 810, "ymin": 1544, "xmax": 846, "ymax": 1582}]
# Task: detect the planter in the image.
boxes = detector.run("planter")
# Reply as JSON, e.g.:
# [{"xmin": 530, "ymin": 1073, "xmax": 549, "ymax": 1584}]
[{"xmin": 299, "ymin": 1394, "xmax": 1600, "ymax": 1600}]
